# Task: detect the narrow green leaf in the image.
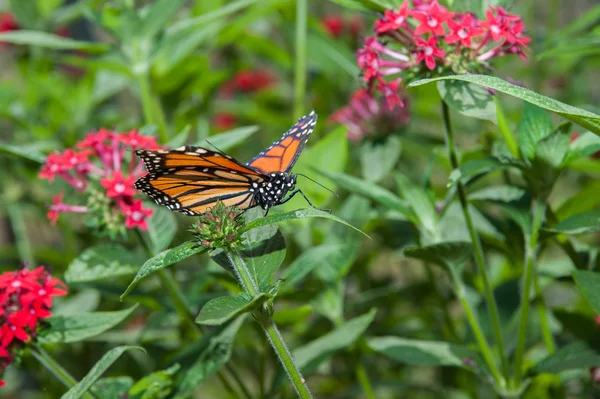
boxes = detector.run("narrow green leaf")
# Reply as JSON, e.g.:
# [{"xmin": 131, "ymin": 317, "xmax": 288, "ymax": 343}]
[
  {"xmin": 565, "ymin": 131, "xmax": 600, "ymax": 164},
  {"xmin": 307, "ymin": 31, "xmax": 359, "ymax": 77},
  {"xmin": 556, "ymin": 181, "xmax": 600, "ymax": 220},
  {"xmin": 61, "ymin": 346, "xmax": 145, "ymax": 399},
  {"xmin": 166, "ymin": 125, "xmax": 191, "ymax": 148},
  {"xmin": 468, "ymin": 185, "xmax": 527, "ymax": 203},
  {"xmin": 194, "ymin": 125, "xmax": 259, "ymax": 151},
  {"xmin": 368, "ymin": 337, "xmax": 479, "ymax": 367},
  {"xmin": 545, "ymin": 210, "xmax": 600, "ymax": 235},
  {"xmin": 0, "ymin": 142, "xmax": 46, "ymax": 163},
  {"xmin": 359, "ymin": 136, "xmax": 402, "ymax": 182},
  {"xmin": 394, "ymin": 173, "xmax": 438, "ymax": 238},
  {"xmin": 241, "ymin": 208, "xmax": 368, "ymax": 237},
  {"xmin": 409, "ymin": 75, "xmax": 600, "ymax": 135},
  {"xmin": 282, "ymin": 244, "xmax": 350, "ymax": 290},
  {"xmin": 0, "ymin": 30, "xmax": 109, "ymax": 52},
  {"xmin": 91, "ymin": 377, "xmax": 134, "ymax": 399},
  {"xmin": 128, "ymin": 363, "xmax": 180, "ymax": 398},
  {"xmin": 146, "ymin": 206, "xmax": 178, "ymax": 254},
  {"xmin": 65, "ymin": 244, "xmax": 146, "ymax": 283},
  {"xmin": 167, "ymin": 0, "xmax": 259, "ymax": 34},
  {"xmin": 39, "ymin": 305, "xmax": 138, "ymax": 344},
  {"xmin": 532, "ymin": 341, "xmax": 600, "ymax": 374},
  {"xmin": 138, "ymin": 0, "xmax": 184, "ymax": 38},
  {"xmin": 572, "ymin": 270, "xmax": 600, "ymax": 314},
  {"xmin": 121, "ymin": 242, "xmax": 205, "ymax": 300},
  {"xmin": 404, "ymin": 242, "xmax": 473, "ymax": 281},
  {"xmin": 494, "ymin": 97, "xmax": 520, "ymax": 157},
  {"xmin": 294, "ymin": 309, "xmax": 377, "ymax": 372},
  {"xmin": 448, "ymin": 156, "xmax": 526, "ymax": 185},
  {"xmin": 438, "ymin": 80, "xmax": 497, "ymax": 123},
  {"xmin": 328, "ymin": 0, "xmax": 371, "ymax": 11},
  {"xmin": 195, "ymin": 293, "xmax": 270, "ymax": 326}
]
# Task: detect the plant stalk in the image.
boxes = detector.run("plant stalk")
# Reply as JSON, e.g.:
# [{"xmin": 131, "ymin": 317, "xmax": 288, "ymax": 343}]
[
  {"xmin": 355, "ymin": 361, "xmax": 376, "ymax": 399},
  {"xmin": 534, "ymin": 274, "xmax": 556, "ymax": 355},
  {"xmin": 226, "ymin": 250, "xmax": 313, "ymax": 399},
  {"xmin": 441, "ymin": 101, "xmax": 509, "ymax": 381},
  {"xmin": 512, "ymin": 201, "xmax": 546, "ymax": 387},
  {"xmin": 293, "ymin": 0, "xmax": 307, "ymax": 119}
]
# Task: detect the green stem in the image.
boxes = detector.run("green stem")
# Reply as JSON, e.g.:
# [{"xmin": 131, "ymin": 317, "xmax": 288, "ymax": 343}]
[
  {"xmin": 441, "ymin": 101, "xmax": 509, "ymax": 381},
  {"xmin": 494, "ymin": 98, "xmax": 519, "ymax": 158},
  {"xmin": 534, "ymin": 274, "xmax": 556, "ymax": 355},
  {"xmin": 293, "ymin": 0, "xmax": 307, "ymax": 119},
  {"xmin": 7, "ymin": 204, "xmax": 35, "ymax": 265},
  {"xmin": 355, "ymin": 361, "xmax": 375, "ymax": 399},
  {"xmin": 227, "ymin": 250, "xmax": 313, "ymax": 399},
  {"xmin": 31, "ymin": 344, "xmax": 95, "ymax": 399},
  {"xmin": 135, "ymin": 71, "xmax": 169, "ymax": 143},
  {"xmin": 512, "ymin": 201, "xmax": 546, "ymax": 387}
]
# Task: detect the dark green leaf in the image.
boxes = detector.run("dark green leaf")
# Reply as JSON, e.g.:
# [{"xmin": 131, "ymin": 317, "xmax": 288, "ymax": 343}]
[
  {"xmin": 438, "ymin": 80, "xmax": 496, "ymax": 123},
  {"xmin": 518, "ymin": 103, "xmax": 554, "ymax": 161},
  {"xmin": 195, "ymin": 293, "xmax": 270, "ymax": 326},
  {"xmin": 556, "ymin": 181, "xmax": 600, "ymax": 220},
  {"xmin": 91, "ymin": 377, "xmax": 134, "ymax": 399},
  {"xmin": 565, "ymin": 131, "xmax": 600, "ymax": 163},
  {"xmin": 448, "ymin": 156, "xmax": 526, "ymax": 185},
  {"xmin": 394, "ymin": 173, "xmax": 438, "ymax": 239},
  {"xmin": 128, "ymin": 363, "xmax": 180, "ymax": 399},
  {"xmin": 65, "ymin": 244, "xmax": 146, "ymax": 283},
  {"xmin": 61, "ymin": 346, "xmax": 145, "ymax": 399},
  {"xmin": 307, "ymin": 31, "xmax": 359, "ymax": 77},
  {"xmin": 534, "ymin": 122, "xmax": 572, "ymax": 168},
  {"xmin": 39, "ymin": 305, "xmax": 138, "ymax": 343},
  {"xmin": 572, "ymin": 270, "xmax": 600, "ymax": 314},
  {"xmin": 240, "ymin": 222, "xmax": 286, "ymax": 291},
  {"xmin": 532, "ymin": 341, "xmax": 600, "ymax": 374},
  {"xmin": 272, "ymin": 305, "xmax": 313, "ymax": 325},
  {"xmin": 146, "ymin": 206, "xmax": 178, "ymax": 254},
  {"xmin": 545, "ymin": 210, "xmax": 600, "ymax": 235},
  {"xmin": 0, "ymin": 30, "xmax": 109, "ymax": 52},
  {"xmin": 360, "ymin": 136, "xmax": 402, "ymax": 182},
  {"xmin": 404, "ymin": 242, "xmax": 473, "ymax": 281},
  {"xmin": 194, "ymin": 126, "xmax": 259, "ymax": 151},
  {"xmin": 282, "ymin": 244, "xmax": 351, "ymax": 290}
]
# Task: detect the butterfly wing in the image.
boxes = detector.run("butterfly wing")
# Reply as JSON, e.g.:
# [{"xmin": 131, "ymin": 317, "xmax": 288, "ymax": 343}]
[
  {"xmin": 135, "ymin": 146, "xmax": 264, "ymax": 216},
  {"xmin": 247, "ymin": 110, "xmax": 317, "ymax": 174}
]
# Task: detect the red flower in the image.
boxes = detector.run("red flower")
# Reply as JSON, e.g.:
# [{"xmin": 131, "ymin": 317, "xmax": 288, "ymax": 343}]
[
  {"xmin": 322, "ymin": 15, "xmax": 345, "ymax": 38},
  {"xmin": 357, "ymin": 47, "xmax": 380, "ymax": 82},
  {"xmin": 118, "ymin": 130, "xmax": 160, "ymax": 150},
  {"xmin": 479, "ymin": 9, "xmax": 511, "ymax": 41},
  {"xmin": 445, "ymin": 14, "xmax": 484, "ymax": 47},
  {"xmin": 47, "ymin": 193, "xmax": 64, "ymax": 225},
  {"xmin": 595, "ymin": 315, "xmax": 600, "ymax": 326},
  {"xmin": 377, "ymin": 79, "xmax": 404, "ymax": 110},
  {"xmin": 121, "ymin": 199, "xmax": 153, "ymax": 230},
  {"xmin": 414, "ymin": 36, "xmax": 446, "ymax": 70},
  {"xmin": 212, "ymin": 112, "xmax": 237, "ymax": 130},
  {"xmin": 76, "ymin": 128, "xmax": 114, "ymax": 150},
  {"xmin": 375, "ymin": 2, "xmax": 410, "ymax": 34},
  {"xmin": 232, "ymin": 70, "xmax": 276, "ymax": 93},
  {"xmin": 101, "ymin": 171, "xmax": 136, "ymax": 198},
  {"xmin": 412, "ymin": 1, "xmax": 454, "ymax": 36}
]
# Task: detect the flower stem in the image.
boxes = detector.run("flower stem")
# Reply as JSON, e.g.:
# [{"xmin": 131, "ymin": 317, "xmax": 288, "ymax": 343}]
[
  {"xmin": 441, "ymin": 101, "xmax": 509, "ymax": 381},
  {"xmin": 226, "ymin": 250, "xmax": 313, "ymax": 399},
  {"xmin": 512, "ymin": 200, "xmax": 546, "ymax": 387},
  {"xmin": 534, "ymin": 273, "xmax": 556, "ymax": 355},
  {"xmin": 355, "ymin": 360, "xmax": 375, "ymax": 399},
  {"xmin": 31, "ymin": 344, "xmax": 95, "ymax": 399},
  {"xmin": 293, "ymin": 0, "xmax": 307, "ymax": 119}
]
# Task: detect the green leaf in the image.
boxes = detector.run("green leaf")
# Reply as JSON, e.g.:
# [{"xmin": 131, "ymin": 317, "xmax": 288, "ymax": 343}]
[
  {"xmin": 532, "ymin": 341, "xmax": 600, "ymax": 374},
  {"xmin": 408, "ymin": 75, "xmax": 600, "ymax": 135},
  {"xmin": 322, "ymin": 171, "xmax": 412, "ymax": 217},
  {"xmin": 556, "ymin": 180, "xmax": 600, "ymax": 220},
  {"xmin": 545, "ymin": 210, "xmax": 600, "ymax": 235},
  {"xmin": 272, "ymin": 305, "xmax": 313, "ymax": 325},
  {"xmin": 121, "ymin": 242, "xmax": 205, "ymax": 300},
  {"xmin": 468, "ymin": 185, "xmax": 527, "ymax": 203},
  {"xmin": 0, "ymin": 30, "xmax": 109, "ymax": 52},
  {"xmin": 91, "ymin": 377, "xmax": 134, "ymax": 399},
  {"xmin": 438, "ymin": 80, "xmax": 497, "ymax": 123},
  {"xmin": 65, "ymin": 244, "xmax": 146, "ymax": 283},
  {"xmin": 359, "ymin": 136, "xmax": 402, "ymax": 182},
  {"xmin": 39, "ymin": 305, "xmax": 138, "ymax": 344},
  {"xmin": 240, "ymin": 222, "xmax": 286, "ymax": 291},
  {"xmin": 294, "ymin": 309, "xmax": 377, "ymax": 373},
  {"xmin": 518, "ymin": 103, "xmax": 554, "ymax": 161},
  {"xmin": 328, "ymin": 0, "xmax": 371, "ymax": 11},
  {"xmin": 146, "ymin": 206, "xmax": 178, "ymax": 254},
  {"xmin": 404, "ymin": 242, "xmax": 473, "ymax": 281},
  {"xmin": 128, "ymin": 363, "xmax": 180, "ymax": 399},
  {"xmin": 138, "ymin": 0, "xmax": 184, "ymax": 39},
  {"xmin": 166, "ymin": 125, "xmax": 191, "ymax": 148},
  {"xmin": 306, "ymin": 30, "xmax": 359, "ymax": 77},
  {"xmin": 536, "ymin": 122, "xmax": 572, "ymax": 169},
  {"xmin": 448, "ymin": 156, "xmax": 526, "ymax": 185},
  {"xmin": 174, "ymin": 316, "xmax": 245, "ymax": 398},
  {"xmin": 61, "ymin": 346, "xmax": 145, "ymax": 399},
  {"xmin": 195, "ymin": 293, "xmax": 270, "ymax": 326},
  {"xmin": 394, "ymin": 173, "xmax": 439, "ymax": 240},
  {"xmin": 0, "ymin": 142, "xmax": 46, "ymax": 163},
  {"xmin": 368, "ymin": 337, "xmax": 479, "ymax": 368},
  {"xmin": 572, "ymin": 270, "xmax": 600, "ymax": 314},
  {"xmin": 241, "ymin": 208, "xmax": 368, "ymax": 237},
  {"xmin": 194, "ymin": 125, "xmax": 259, "ymax": 151},
  {"xmin": 565, "ymin": 131, "xmax": 600, "ymax": 163},
  {"xmin": 282, "ymin": 244, "xmax": 350, "ymax": 290}
]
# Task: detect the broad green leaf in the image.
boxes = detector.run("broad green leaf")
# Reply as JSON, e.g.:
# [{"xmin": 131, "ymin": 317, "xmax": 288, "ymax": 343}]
[
  {"xmin": 194, "ymin": 125, "xmax": 259, "ymax": 151},
  {"xmin": 0, "ymin": 142, "xmax": 46, "ymax": 163},
  {"xmin": 404, "ymin": 242, "xmax": 473, "ymax": 281},
  {"xmin": 534, "ymin": 122, "xmax": 572, "ymax": 169},
  {"xmin": 538, "ymin": 34, "xmax": 600, "ymax": 60},
  {"xmin": 241, "ymin": 208, "xmax": 368, "ymax": 237},
  {"xmin": 394, "ymin": 173, "xmax": 439, "ymax": 241},
  {"xmin": 273, "ymin": 305, "xmax": 313, "ymax": 325},
  {"xmin": 565, "ymin": 131, "xmax": 600, "ymax": 163},
  {"xmin": 0, "ymin": 30, "xmax": 109, "ymax": 52},
  {"xmin": 572, "ymin": 270, "xmax": 600, "ymax": 314},
  {"xmin": 368, "ymin": 337, "xmax": 479, "ymax": 368},
  {"xmin": 61, "ymin": 346, "xmax": 145, "ymax": 399},
  {"xmin": 518, "ymin": 103, "xmax": 554, "ymax": 161},
  {"xmin": 468, "ymin": 185, "xmax": 527, "ymax": 203},
  {"xmin": 91, "ymin": 377, "xmax": 134, "ymax": 399},
  {"xmin": 39, "ymin": 305, "xmax": 138, "ymax": 343},
  {"xmin": 294, "ymin": 309, "xmax": 376, "ymax": 373},
  {"xmin": 128, "ymin": 363, "xmax": 180, "ymax": 399},
  {"xmin": 556, "ymin": 181, "xmax": 600, "ymax": 220},
  {"xmin": 65, "ymin": 244, "xmax": 145, "ymax": 283},
  {"xmin": 408, "ymin": 75, "xmax": 600, "ymax": 135},
  {"xmin": 240, "ymin": 222, "xmax": 286, "ymax": 291},
  {"xmin": 448, "ymin": 156, "xmax": 526, "ymax": 185},
  {"xmin": 532, "ymin": 341, "xmax": 600, "ymax": 374},
  {"xmin": 545, "ymin": 210, "xmax": 600, "ymax": 235},
  {"xmin": 322, "ymin": 171, "xmax": 412, "ymax": 217},
  {"xmin": 195, "ymin": 293, "xmax": 270, "ymax": 326},
  {"xmin": 174, "ymin": 316, "xmax": 245, "ymax": 398},
  {"xmin": 146, "ymin": 206, "xmax": 178, "ymax": 254},
  {"xmin": 138, "ymin": 0, "xmax": 184, "ymax": 39},
  {"xmin": 121, "ymin": 242, "xmax": 205, "ymax": 300},
  {"xmin": 438, "ymin": 80, "xmax": 496, "ymax": 123},
  {"xmin": 360, "ymin": 136, "xmax": 402, "ymax": 182}
]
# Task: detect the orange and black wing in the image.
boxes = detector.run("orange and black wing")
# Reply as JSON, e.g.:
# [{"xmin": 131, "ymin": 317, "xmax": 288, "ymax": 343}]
[
  {"xmin": 247, "ymin": 110, "xmax": 317, "ymax": 174},
  {"xmin": 135, "ymin": 146, "xmax": 264, "ymax": 216}
]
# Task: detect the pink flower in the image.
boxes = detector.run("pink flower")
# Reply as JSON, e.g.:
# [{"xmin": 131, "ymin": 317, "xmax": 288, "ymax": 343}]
[
  {"xmin": 322, "ymin": 15, "xmax": 345, "ymax": 38},
  {"xmin": 232, "ymin": 70, "xmax": 277, "ymax": 93},
  {"xmin": 122, "ymin": 199, "xmax": 153, "ymax": 230},
  {"xmin": 212, "ymin": 112, "xmax": 237, "ymax": 130},
  {"xmin": 118, "ymin": 130, "xmax": 160, "ymax": 150},
  {"xmin": 412, "ymin": 1, "xmax": 454, "ymax": 36},
  {"xmin": 479, "ymin": 8, "xmax": 511, "ymax": 41},
  {"xmin": 377, "ymin": 79, "xmax": 404, "ymax": 110},
  {"xmin": 414, "ymin": 36, "xmax": 446, "ymax": 70},
  {"xmin": 101, "ymin": 171, "xmax": 137, "ymax": 198},
  {"xmin": 375, "ymin": 2, "xmax": 409, "ymax": 34},
  {"xmin": 445, "ymin": 14, "xmax": 484, "ymax": 47},
  {"xmin": 357, "ymin": 47, "xmax": 381, "ymax": 82}
]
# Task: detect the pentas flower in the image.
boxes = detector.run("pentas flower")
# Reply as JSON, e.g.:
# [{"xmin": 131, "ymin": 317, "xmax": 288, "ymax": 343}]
[
  {"xmin": 0, "ymin": 13, "xmax": 18, "ymax": 48},
  {"xmin": 322, "ymin": 14, "xmax": 364, "ymax": 39},
  {"xmin": 329, "ymin": 89, "xmax": 410, "ymax": 142},
  {"xmin": 39, "ymin": 129, "xmax": 159, "ymax": 237},
  {"xmin": 0, "ymin": 266, "xmax": 67, "ymax": 386},
  {"xmin": 220, "ymin": 69, "xmax": 277, "ymax": 96},
  {"xmin": 356, "ymin": 1, "xmax": 530, "ymax": 110},
  {"xmin": 212, "ymin": 112, "xmax": 237, "ymax": 131}
]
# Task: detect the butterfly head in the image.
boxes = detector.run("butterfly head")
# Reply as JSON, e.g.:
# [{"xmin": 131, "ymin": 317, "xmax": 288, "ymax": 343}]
[{"xmin": 252, "ymin": 172, "xmax": 296, "ymax": 210}]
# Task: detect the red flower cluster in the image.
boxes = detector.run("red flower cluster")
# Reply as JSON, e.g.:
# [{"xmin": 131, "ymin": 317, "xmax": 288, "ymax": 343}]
[
  {"xmin": 0, "ymin": 266, "xmax": 67, "ymax": 386},
  {"xmin": 39, "ymin": 129, "xmax": 159, "ymax": 235},
  {"xmin": 357, "ymin": 1, "xmax": 530, "ymax": 109},
  {"xmin": 321, "ymin": 15, "xmax": 363, "ymax": 39},
  {"xmin": 330, "ymin": 89, "xmax": 410, "ymax": 142}
]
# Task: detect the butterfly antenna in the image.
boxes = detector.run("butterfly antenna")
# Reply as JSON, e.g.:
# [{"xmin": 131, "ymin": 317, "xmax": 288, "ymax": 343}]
[
  {"xmin": 296, "ymin": 173, "xmax": 338, "ymax": 197},
  {"xmin": 204, "ymin": 140, "xmax": 227, "ymax": 154}
]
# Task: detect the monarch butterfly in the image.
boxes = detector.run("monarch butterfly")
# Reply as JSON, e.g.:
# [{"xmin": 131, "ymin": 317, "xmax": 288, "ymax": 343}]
[{"xmin": 134, "ymin": 111, "xmax": 325, "ymax": 216}]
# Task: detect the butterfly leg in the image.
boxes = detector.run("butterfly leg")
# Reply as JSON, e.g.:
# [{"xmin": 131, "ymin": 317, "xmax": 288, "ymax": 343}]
[{"xmin": 278, "ymin": 189, "xmax": 332, "ymax": 213}]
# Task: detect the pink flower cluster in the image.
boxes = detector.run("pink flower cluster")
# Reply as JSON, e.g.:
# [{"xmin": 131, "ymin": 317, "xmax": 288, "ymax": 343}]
[
  {"xmin": 358, "ymin": 1, "xmax": 530, "ymax": 109},
  {"xmin": 321, "ymin": 14, "xmax": 364, "ymax": 39},
  {"xmin": 0, "ymin": 266, "xmax": 67, "ymax": 386},
  {"xmin": 39, "ymin": 129, "xmax": 159, "ymax": 234}
]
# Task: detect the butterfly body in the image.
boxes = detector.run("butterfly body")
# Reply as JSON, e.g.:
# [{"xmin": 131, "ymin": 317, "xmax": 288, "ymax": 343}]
[{"xmin": 134, "ymin": 111, "xmax": 322, "ymax": 216}]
